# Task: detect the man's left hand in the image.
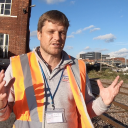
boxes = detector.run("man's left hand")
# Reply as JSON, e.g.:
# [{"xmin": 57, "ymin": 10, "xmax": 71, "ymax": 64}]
[{"xmin": 97, "ymin": 76, "xmax": 123, "ymax": 106}]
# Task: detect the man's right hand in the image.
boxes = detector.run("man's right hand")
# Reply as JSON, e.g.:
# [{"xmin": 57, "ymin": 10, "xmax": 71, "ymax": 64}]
[{"xmin": 0, "ymin": 70, "xmax": 15, "ymax": 109}]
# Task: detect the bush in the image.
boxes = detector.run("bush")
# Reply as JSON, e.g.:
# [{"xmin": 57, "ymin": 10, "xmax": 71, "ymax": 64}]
[{"xmin": 88, "ymin": 69, "xmax": 128, "ymax": 83}]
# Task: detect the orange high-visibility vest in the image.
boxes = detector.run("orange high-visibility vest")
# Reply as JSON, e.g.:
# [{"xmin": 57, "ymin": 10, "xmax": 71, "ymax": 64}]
[{"xmin": 11, "ymin": 52, "xmax": 94, "ymax": 128}]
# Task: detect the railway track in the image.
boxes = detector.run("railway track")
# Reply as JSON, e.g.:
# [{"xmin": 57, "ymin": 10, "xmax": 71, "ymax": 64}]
[{"xmin": 90, "ymin": 78, "xmax": 128, "ymax": 128}]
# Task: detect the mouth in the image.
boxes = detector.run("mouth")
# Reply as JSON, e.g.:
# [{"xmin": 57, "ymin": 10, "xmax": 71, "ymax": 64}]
[
  {"xmin": 53, "ymin": 43, "xmax": 60, "ymax": 46},
  {"xmin": 52, "ymin": 43, "xmax": 62, "ymax": 47}
]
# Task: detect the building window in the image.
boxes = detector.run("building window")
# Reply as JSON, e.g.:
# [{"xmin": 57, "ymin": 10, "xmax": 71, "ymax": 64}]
[
  {"xmin": 0, "ymin": 33, "xmax": 9, "ymax": 58},
  {"xmin": 0, "ymin": 0, "xmax": 12, "ymax": 15}
]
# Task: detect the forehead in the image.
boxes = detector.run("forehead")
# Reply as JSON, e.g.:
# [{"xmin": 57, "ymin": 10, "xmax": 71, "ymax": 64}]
[{"xmin": 43, "ymin": 20, "xmax": 67, "ymax": 30}]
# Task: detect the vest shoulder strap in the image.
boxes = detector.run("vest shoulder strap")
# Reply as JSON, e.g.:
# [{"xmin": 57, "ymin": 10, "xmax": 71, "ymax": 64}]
[{"xmin": 69, "ymin": 55, "xmax": 86, "ymax": 92}]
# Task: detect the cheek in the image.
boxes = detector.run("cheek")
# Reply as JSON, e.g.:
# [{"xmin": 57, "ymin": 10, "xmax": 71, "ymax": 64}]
[
  {"xmin": 62, "ymin": 36, "xmax": 66, "ymax": 42},
  {"xmin": 41, "ymin": 34, "xmax": 51, "ymax": 42}
]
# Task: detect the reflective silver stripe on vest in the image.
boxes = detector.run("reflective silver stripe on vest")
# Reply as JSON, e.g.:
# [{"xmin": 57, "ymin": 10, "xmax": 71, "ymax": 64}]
[
  {"xmin": 70, "ymin": 56, "xmax": 94, "ymax": 127},
  {"xmin": 14, "ymin": 120, "xmax": 42, "ymax": 128},
  {"xmin": 20, "ymin": 54, "xmax": 40, "ymax": 122},
  {"xmin": 70, "ymin": 56, "xmax": 81, "ymax": 90},
  {"xmin": 80, "ymin": 92, "xmax": 94, "ymax": 128}
]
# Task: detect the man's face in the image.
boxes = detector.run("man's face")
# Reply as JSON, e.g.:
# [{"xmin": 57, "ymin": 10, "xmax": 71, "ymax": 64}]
[{"xmin": 37, "ymin": 20, "xmax": 67, "ymax": 57}]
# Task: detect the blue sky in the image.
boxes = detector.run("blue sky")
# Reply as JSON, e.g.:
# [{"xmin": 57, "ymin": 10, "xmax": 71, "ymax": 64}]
[{"xmin": 30, "ymin": 0, "xmax": 128, "ymax": 59}]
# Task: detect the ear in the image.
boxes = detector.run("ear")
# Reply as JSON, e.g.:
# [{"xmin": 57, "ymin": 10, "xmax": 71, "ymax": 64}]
[{"xmin": 37, "ymin": 31, "xmax": 41, "ymax": 40}]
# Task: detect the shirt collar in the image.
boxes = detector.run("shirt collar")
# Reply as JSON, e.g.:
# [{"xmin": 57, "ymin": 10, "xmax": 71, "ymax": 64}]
[{"xmin": 33, "ymin": 46, "xmax": 73, "ymax": 69}]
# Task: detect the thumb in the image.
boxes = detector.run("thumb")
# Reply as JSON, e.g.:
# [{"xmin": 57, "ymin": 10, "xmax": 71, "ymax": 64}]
[
  {"xmin": 97, "ymin": 79, "xmax": 104, "ymax": 90},
  {"xmin": 6, "ymin": 77, "xmax": 15, "ymax": 89}
]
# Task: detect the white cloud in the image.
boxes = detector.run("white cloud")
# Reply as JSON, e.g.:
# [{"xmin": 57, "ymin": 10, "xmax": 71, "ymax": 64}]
[
  {"xmin": 71, "ymin": 25, "xmax": 95, "ymax": 35},
  {"xmin": 117, "ymin": 42, "xmax": 128, "ymax": 45},
  {"xmin": 93, "ymin": 33, "xmax": 116, "ymax": 43},
  {"xmin": 90, "ymin": 28, "xmax": 100, "ymax": 32},
  {"xmin": 70, "ymin": 1, "xmax": 75, "ymax": 4},
  {"xmin": 108, "ymin": 48, "xmax": 128, "ymax": 58},
  {"xmin": 111, "ymin": 42, "xmax": 128, "ymax": 45},
  {"xmin": 95, "ymin": 48, "xmax": 108, "ymax": 52},
  {"xmin": 83, "ymin": 25, "xmax": 95, "ymax": 31},
  {"xmin": 116, "ymin": 42, "xmax": 128, "ymax": 45},
  {"xmin": 71, "ymin": 32, "xmax": 75, "ymax": 35},
  {"xmin": 65, "ymin": 46, "xmax": 73, "ymax": 50},
  {"xmin": 44, "ymin": 0, "xmax": 66, "ymax": 4},
  {"xmin": 84, "ymin": 46, "xmax": 90, "ymax": 50},
  {"xmin": 76, "ymin": 51, "xmax": 86, "ymax": 59},
  {"xmin": 71, "ymin": 29, "xmax": 82, "ymax": 35},
  {"xmin": 67, "ymin": 35, "xmax": 74, "ymax": 38},
  {"xmin": 30, "ymin": 31, "xmax": 37, "ymax": 37},
  {"xmin": 75, "ymin": 29, "xmax": 83, "ymax": 34},
  {"xmin": 78, "ymin": 51, "xmax": 86, "ymax": 54}
]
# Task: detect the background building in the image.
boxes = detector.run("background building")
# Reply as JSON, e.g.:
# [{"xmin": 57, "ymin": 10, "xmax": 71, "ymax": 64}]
[
  {"xmin": 102, "ymin": 54, "xmax": 110, "ymax": 60},
  {"xmin": 0, "ymin": 0, "xmax": 32, "ymax": 69},
  {"xmin": 79, "ymin": 52, "xmax": 128, "ymax": 66},
  {"xmin": 113, "ymin": 57, "xmax": 128, "ymax": 65},
  {"xmin": 80, "ymin": 52, "xmax": 101, "ymax": 60}
]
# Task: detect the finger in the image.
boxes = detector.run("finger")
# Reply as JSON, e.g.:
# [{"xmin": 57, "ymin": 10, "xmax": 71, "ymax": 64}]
[
  {"xmin": 0, "ymin": 80, "xmax": 6, "ymax": 90},
  {"xmin": 116, "ymin": 80, "xmax": 123, "ymax": 90},
  {"xmin": 111, "ymin": 76, "xmax": 120, "ymax": 87},
  {"xmin": 118, "ymin": 80, "xmax": 123, "ymax": 86},
  {"xmin": 0, "ymin": 71, "xmax": 5, "ymax": 83},
  {"xmin": 0, "ymin": 70, "xmax": 4, "ymax": 74},
  {"xmin": 97, "ymin": 79, "xmax": 104, "ymax": 90},
  {"xmin": 114, "ymin": 80, "xmax": 123, "ymax": 96},
  {"xmin": 0, "ymin": 93, "xmax": 6, "ymax": 100},
  {"xmin": 6, "ymin": 77, "xmax": 15, "ymax": 89}
]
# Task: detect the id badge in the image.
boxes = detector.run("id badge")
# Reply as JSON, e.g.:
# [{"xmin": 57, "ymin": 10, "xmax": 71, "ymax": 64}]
[{"xmin": 45, "ymin": 108, "xmax": 66, "ymax": 124}]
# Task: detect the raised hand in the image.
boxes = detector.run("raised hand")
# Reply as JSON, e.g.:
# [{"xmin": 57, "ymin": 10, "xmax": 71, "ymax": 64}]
[
  {"xmin": 0, "ymin": 70, "xmax": 15, "ymax": 109},
  {"xmin": 97, "ymin": 76, "xmax": 123, "ymax": 106}
]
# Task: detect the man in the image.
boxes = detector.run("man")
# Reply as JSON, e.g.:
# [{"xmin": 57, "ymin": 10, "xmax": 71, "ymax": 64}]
[{"xmin": 0, "ymin": 10, "xmax": 123, "ymax": 128}]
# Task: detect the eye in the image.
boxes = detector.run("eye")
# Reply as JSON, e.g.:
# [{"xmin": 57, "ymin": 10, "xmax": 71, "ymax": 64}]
[
  {"xmin": 60, "ymin": 31, "xmax": 66, "ymax": 36},
  {"xmin": 47, "ymin": 30, "xmax": 54, "ymax": 34},
  {"xmin": 48, "ymin": 30, "xmax": 54, "ymax": 34}
]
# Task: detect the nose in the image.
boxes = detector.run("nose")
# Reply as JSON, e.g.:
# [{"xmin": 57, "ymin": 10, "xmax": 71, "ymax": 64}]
[{"xmin": 53, "ymin": 32, "xmax": 60, "ymax": 41}]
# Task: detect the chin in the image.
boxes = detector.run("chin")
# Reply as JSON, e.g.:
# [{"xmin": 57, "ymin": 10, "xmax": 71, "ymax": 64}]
[{"xmin": 51, "ymin": 51, "xmax": 62, "ymax": 56}]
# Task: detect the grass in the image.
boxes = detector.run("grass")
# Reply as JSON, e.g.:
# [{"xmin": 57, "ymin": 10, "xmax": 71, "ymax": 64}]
[{"xmin": 88, "ymin": 69, "xmax": 128, "ymax": 83}]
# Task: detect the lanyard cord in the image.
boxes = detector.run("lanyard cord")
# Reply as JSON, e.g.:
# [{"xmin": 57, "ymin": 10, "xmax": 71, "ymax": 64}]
[{"xmin": 38, "ymin": 62, "xmax": 64, "ymax": 109}]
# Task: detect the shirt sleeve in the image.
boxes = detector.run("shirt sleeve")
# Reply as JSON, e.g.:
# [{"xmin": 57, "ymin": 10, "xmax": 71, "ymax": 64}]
[
  {"xmin": 85, "ymin": 74, "xmax": 109, "ymax": 118},
  {"xmin": 0, "ymin": 65, "xmax": 14, "ymax": 121}
]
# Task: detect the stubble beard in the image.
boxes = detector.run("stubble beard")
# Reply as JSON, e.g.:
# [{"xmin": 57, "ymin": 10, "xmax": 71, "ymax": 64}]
[{"xmin": 40, "ymin": 45, "xmax": 63, "ymax": 57}]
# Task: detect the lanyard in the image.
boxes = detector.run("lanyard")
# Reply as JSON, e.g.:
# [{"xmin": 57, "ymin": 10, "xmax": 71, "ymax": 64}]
[{"xmin": 38, "ymin": 62, "xmax": 64, "ymax": 110}]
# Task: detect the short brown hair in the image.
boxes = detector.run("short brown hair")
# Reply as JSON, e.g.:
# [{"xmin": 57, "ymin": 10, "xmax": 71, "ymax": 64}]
[{"xmin": 37, "ymin": 10, "xmax": 70, "ymax": 32}]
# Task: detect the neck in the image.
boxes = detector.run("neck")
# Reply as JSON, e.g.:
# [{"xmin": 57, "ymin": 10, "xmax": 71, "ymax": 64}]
[{"xmin": 39, "ymin": 49, "xmax": 62, "ymax": 72}]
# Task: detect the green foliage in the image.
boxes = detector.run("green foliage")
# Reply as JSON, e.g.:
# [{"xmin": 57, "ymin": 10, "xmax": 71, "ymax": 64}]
[{"xmin": 88, "ymin": 69, "xmax": 128, "ymax": 83}]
